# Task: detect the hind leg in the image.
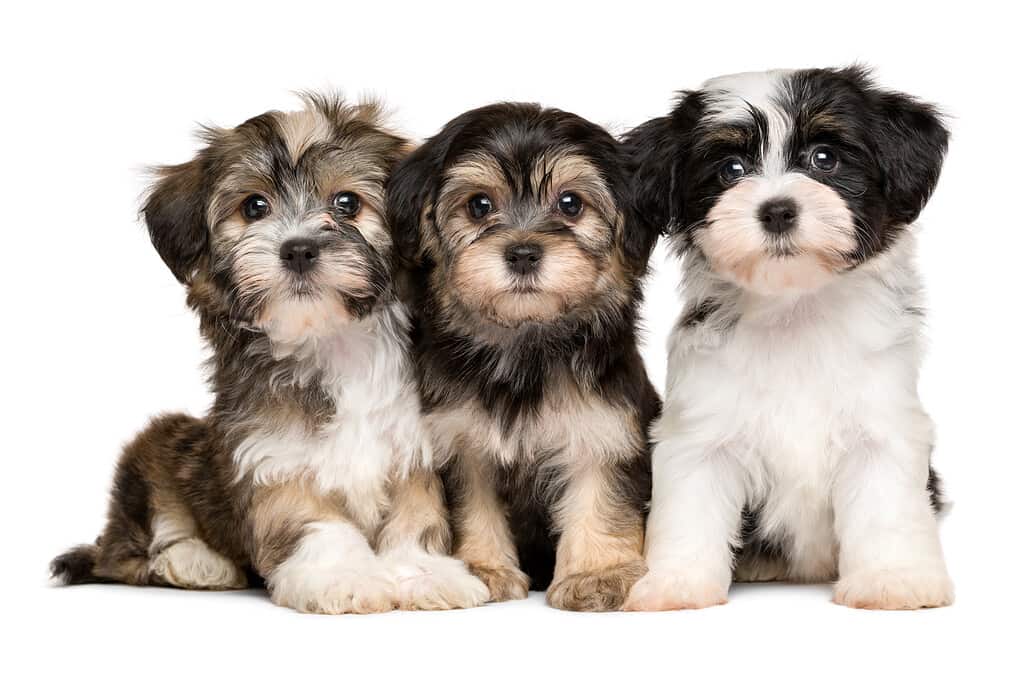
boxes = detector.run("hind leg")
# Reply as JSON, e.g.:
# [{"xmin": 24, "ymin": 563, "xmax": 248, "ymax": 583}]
[
  {"xmin": 55, "ymin": 413, "xmax": 245, "ymax": 589},
  {"xmin": 147, "ymin": 504, "xmax": 246, "ymax": 590}
]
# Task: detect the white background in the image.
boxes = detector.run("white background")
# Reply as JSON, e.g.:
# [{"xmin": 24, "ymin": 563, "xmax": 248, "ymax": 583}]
[{"xmin": 3, "ymin": 1, "xmax": 1020, "ymax": 680}]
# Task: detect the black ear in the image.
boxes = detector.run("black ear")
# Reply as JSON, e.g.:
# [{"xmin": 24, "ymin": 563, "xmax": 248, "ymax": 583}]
[
  {"xmin": 625, "ymin": 93, "xmax": 701, "ymax": 242},
  {"xmin": 387, "ymin": 112, "xmax": 481, "ymax": 266},
  {"xmin": 143, "ymin": 159, "xmax": 209, "ymax": 283},
  {"xmin": 874, "ymin": 91, "xmax": 949, "ymax": 225},
  {"xmin": 385, "ymin": 142, "xmax": 442, "ymax": 266}
]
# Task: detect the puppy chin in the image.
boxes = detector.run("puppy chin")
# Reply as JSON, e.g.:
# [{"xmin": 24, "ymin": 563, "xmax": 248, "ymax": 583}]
[
  {"xmin": 713, "ymin": 253, "xmax": 840, "ymax": 296},
  {"xmin": 486, "ymin": 290, "xmax": 565, "ymax": 325},
  {"xmin": 257, "ymin": 292, "xmax": 355, "ymax": 349}
]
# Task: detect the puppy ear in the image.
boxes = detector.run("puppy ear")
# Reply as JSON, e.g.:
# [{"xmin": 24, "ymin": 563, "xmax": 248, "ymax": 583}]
[
  {"xmin": 143, "ymin": 159, "xmax": 209, "ymax": 283},
  {"xmin": 626, "ymin": 116, "xmax": 679, "ymax": 238},
  {"xmin": 625, "ymin": 93, "xmax": 701, "ymax": 242},
  {"xmin": 874, "ymin": 90, "xmax": 949, "ymax": 225},
  {"xmin": 386, "ymin": 144, "xmax": 440, "ymax": 266}
]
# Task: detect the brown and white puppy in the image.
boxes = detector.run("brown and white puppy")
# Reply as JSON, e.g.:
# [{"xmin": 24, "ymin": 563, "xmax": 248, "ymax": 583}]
[
  {"xmin": 51, "ymin": 95, "xmax": 489, "ymax": 614},
  {"xmin": 388, "ymin": 103, "xmax": 661, "ymax": 611}
]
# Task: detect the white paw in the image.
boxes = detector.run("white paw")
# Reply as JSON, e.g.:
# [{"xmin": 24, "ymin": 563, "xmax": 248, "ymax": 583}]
[
  {"xmin": 623, "ymin": 569, "xmax": 729, "ymax": 611},
  {"xmin": 150, "ymin": 538, "xmax": 247, "ymax": 590},
  {"xmin": 269, "ymin": 561, "xmax": 398, "ymax": 615},
  {"xmin": 834, "ymin": 567, "xmax": 954, "ymax": 610},
  {"xmin": 386, "ymin": 551, "xmax": 490, "ymax": 610}
]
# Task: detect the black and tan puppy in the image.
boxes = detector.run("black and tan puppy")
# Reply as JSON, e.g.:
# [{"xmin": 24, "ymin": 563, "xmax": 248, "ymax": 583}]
[
  {"xmin": 388, "ymin": 103, "xmax": 660, "ymax": 611},
  {"xmin": 51, "ymin": 95, "xmax": 488, "ymax": 614}
]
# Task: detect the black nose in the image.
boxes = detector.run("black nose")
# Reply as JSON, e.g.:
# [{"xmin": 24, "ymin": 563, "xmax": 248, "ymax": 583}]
[
  {"xmin": 505, "ymin": 243, "xmax": 543, "ymax": 275},
  {"xmin": 758, "ymin": 198, "xmax": 799, "ymax": 234},
  {"xmin": 279, "ymin": 238, "xmax": 320, "ymax": 274}
]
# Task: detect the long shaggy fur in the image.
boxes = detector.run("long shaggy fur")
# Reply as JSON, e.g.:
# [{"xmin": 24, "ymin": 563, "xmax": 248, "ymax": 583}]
[
  {"xmin": 52, "ymin": 96, "xmax": 488, "ymax": 614},
  {"xmin": 388, "ymin": 103, "xmax": 661, "ymax": 611},
  {"xmin": 623, "ymin": 67, "xmax": 954, "ymax": 611}
]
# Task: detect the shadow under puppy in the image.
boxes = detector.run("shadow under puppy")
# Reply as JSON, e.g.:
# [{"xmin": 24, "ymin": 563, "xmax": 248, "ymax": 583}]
[
  {"xmin": 388, "ymin": 103, "xmax": 660, "ymax": 611},
  {"xmin": 624, "ymin": 67, "xmax": 953, "ymax": 611},
  {"xmin": 51, "ymin": 95, "xmax": 488, "ymax": 614}
]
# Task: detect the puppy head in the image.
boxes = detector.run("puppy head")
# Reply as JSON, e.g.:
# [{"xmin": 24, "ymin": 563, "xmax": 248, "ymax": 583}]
[
  {"xmin": 143, "ymin": 95, "xmax": 410, "ymax": 346},
  {"xmin": 628, "ymin": 66, "xmax": 948, "ymax": 295},
  {"xmin": 388, "ymin": 103, "xmax": 654, "ymax": 328}
]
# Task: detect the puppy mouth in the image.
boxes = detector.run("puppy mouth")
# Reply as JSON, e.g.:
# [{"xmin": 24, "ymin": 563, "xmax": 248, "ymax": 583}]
[
  {"xmin": 509, "ymin": 281, "xmax": 542, "ymax": 294},
  {"xmin": 764, "ymin": 236, "xmax": 799, "ymax": 258},
  {"xmin": 287, "ymin": 279, "xmax": 320, "ymax": 298}
]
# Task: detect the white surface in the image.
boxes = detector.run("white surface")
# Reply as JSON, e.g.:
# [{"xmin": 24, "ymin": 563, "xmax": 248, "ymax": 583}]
[{"xmin": 3, "ymin": 1, "xmax": 1019, "ymax": 680}]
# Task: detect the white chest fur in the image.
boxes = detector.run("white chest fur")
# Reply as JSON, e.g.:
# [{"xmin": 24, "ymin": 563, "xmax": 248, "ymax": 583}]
[
  {"xmin": 233, "ymin": 302, "xmax": 429, "ymax": 532},
  {"xmin": 658, "ymin": 234, "xmax": 932, "ymax": 578}
]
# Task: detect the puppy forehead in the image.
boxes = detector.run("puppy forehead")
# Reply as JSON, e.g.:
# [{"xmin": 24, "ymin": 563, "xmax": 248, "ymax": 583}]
[
  {"xmin": 700, "ymin": 69, "xmax": 794, "ymax": 125},
  {"xmin": 699, "ymin": 69, "xmax": 872, "ymax": 132},
  {"xmin": 216, "ymin": 105, "xmax": 396, "ymax": 191},
  {"xmin": 693, "ymin": 69, "xmax": 876, "ymax": 168},
  {"xmin": 443, "ymin": 149, "xmax": 604, "ymax": 192}
]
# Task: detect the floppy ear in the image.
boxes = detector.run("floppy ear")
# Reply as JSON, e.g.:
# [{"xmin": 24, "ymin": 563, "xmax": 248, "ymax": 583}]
[
  {"xmin": 874, "ymin": 90, "xmax": 949, "ymax": 225},
  {"xmin": 142, "ymin": 159, "xmax": 209, "ymax": 283},
  {"xmin": 625, "ymin": 93, "xmax": 701, "ymax": 242},
  {"xmin": 386, "ymin": 143, "xmax": 442, "ymax": 266}
]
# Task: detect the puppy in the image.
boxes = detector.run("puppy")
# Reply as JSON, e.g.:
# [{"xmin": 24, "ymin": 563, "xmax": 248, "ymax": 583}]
[
  {"xmin": 51, "ymin": 95, "xmax": 488, "ymax": 614},
  {"xmin": 623, "ymin": 67, "xmax": 953, "ymax": 610},
  {"xmin": 388, "ymin": 103, "xmax": 660, "ymax": 611}
]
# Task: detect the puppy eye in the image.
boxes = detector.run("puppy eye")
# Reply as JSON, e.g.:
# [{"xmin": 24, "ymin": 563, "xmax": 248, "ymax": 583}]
[
  {"xmin": 810, "ymin": 146, "xmax": 838, "ymax": 172},
  {"xmin": 467, "ymin": 194, "xmax": 494, "ymax": 220},
  {"xmin": 331, "ymin": 191, "xmax": 361, "ymax": 217},
  {"xmin": 719, "ymin": 158, "xmax": 747, "ymax": 183},
  {"xmin": 557, "ymin": 192, "xmax": 583, "ymax": 218},
  {"xmin": 242, "ymin": 195, "xmax": 271, "ymax": 221}
]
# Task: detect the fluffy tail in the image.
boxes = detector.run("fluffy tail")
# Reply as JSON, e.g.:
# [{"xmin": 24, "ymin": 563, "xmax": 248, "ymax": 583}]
[{"xmin": 51, "ymin": 543, "xmax": 110, "ymax": 585}]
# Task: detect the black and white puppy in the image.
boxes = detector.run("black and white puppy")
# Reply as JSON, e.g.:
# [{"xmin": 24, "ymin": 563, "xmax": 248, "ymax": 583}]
[
  {"xmin": 51, "ymin": 96, "xmax": 488, "ymax": 614},
  {"xmin": 624, "ymin": 67, "xmax": 953, "ymax": 610},
  {"xmin": 388, "ymin": 103, "xmax": 660, "ymax": 611}
]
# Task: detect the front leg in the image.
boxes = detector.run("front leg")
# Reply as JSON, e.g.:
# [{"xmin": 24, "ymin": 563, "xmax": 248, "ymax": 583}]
[
  {"xmin": 624, "ymin": 440, "xmax": 745, "ymax": 611},
  {"xmin": 832, "ymin": 424, "xmax": 953, "ymax": 610},
  {"xmin": 445, "ymin": 453, "xmax": 529, "ymax": 602},
  {"xmin": 249, "ymin": 479, "xmax": 396, "ymax": 615},
  {"xmin": 377, "ymin": 468, "xmax": 489, "ymax": 610},
  {"xmin": 546, "ymin": 456, "xmax": 649, "ymax": 612}
]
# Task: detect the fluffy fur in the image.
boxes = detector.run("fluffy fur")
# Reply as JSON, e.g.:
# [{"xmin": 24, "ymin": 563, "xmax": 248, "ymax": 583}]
[
  {"xmin": 51, "ymin": 95, "xmax": 488, "ymax": 614},
  {"xmin": 624, "ymin": 67, "xmax": 954, "ymax": 611},
  {"xmin": 388, "ymin": 103, "xmax": 661, "ymax": 611}
]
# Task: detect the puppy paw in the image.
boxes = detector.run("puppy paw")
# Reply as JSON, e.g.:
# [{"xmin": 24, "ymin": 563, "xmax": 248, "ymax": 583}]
[
  {"xmin": 386, "ymin": 552, "xmax": 490, "ymax": 610},
  {"xmin": 466, "ymin": 562, "xmax": 530, "ymax": 602},
  {"xmin": 149, "ymin": 538, "xmax": 247, "ymax": 590},
  {"xmin": 547, "ymin": 560, "xmax": 647, "ymax": 612},
  {"xmin": 834, "ymin": 568, "xmax": 954, "ymax": 610},
  {"xmin": 623, "ymin": 569, "xmax": 728, "ymax": 611},
  {"xmin": 269, "ymin": 562, "xmax": 397, "ymax": 615}
]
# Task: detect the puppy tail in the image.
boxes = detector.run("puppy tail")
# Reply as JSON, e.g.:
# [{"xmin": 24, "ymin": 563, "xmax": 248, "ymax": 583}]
[{"xmin": 50, "ymin": 542, "xmax": 109, "ymax": 585}]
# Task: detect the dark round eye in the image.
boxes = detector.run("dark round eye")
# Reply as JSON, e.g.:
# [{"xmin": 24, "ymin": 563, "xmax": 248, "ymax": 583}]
[
  {"xmin": 719, "ymin": 158, "xmax": 747, "ymax": 183},
  {"xmin": 810, "ymin": 146, "xmax": 838, "ymax": 172},
  {"xmin": 467, "ymin": 194, "xmax": 494, "ymax": 220},
  {"xmin": 557, "ymin": 192, "xmax": 583, "ymax": 218},
  {"xmin": 242, "ymin": 195, "xmax": 270, "ymax": 221},
  {"xmin": 331, "ymin": 191, "xmax": 361, "ymax": 217}
]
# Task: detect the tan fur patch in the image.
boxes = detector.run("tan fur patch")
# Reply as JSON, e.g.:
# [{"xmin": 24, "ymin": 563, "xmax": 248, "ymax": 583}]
[
  {"xmin": 275, "ymin": 108, "xmax": 333, "ymax": 164},
  {"xmin": 249, "ymin": 478, "xmax": 347, "ymax": 576},
  {"xmin": 377, "ymin": 469, "xmax": 452, "ymax": 555}
]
